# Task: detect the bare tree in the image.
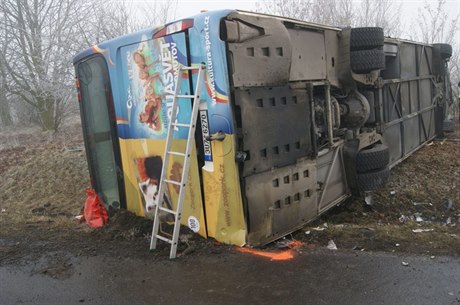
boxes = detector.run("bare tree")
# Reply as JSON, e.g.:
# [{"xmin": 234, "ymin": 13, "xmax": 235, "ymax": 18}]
[
  {"xmin": 0, "ymin": 2, "xmax": 13, "ymax": 128},
  {"xmin": 0, "ymin": 0, "xmax": 178, "ymax": 131},
  {"xmin": 356, "ymin": 0, "xmax": 402, "ymax": 36},
  {"xmin": 255, "ymin": 0, "xmax": 355, "ymax": 27},
  {"xmin": 0, "ymin": 62, "xmax": 13, "ymax": 128},
  {"xmin": 0, "ymin": 0, "xmax": 95, "ymax": 131},
  {"xmin": 255, "ymin": 0, "xmax": 311, "ymax": 22},
  {"xmin": 336, "ymin": 0, "xmax": 355, "ymax": 27},
  {"xmin": 310, "ymin": 0, "xmax": 350, "ymax": 26},
  {"xmin": 80, "ymin": 0, "xmax": 179, "ymax": 45},
  {"xmin": 414, "ymin": 0, "xmax": 459, "ymax": 109},
  {"xmin": 256, "ymin": 0, "xmax": 402, "ymax": 35},
  {"xmin": 140, "ymin": 0, "xmax": 178, "ymax": 26},
  {"xmin": 415, "ymin": 0, "xmax": 459, "ymax": 45},
  {"xmin": 81, "ymin": 1, "xmax": 141, "ymax": 45}
]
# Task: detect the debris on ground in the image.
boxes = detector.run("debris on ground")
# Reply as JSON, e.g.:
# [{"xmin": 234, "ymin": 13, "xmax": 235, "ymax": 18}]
[
  {"xmin": 399, "ymin": 215, "xmax": 410, "ymax": 223},
  {"xmin": 414, "ymin": 213, "xmax": 424, "ymax": 223},
  {"xmin": 401, "ymin": 261, "xmax": 409, "ymax": 266},
  {"xmin": 364, "ymin": 192, "xmax": 373, "ymax": 205},
  {"xmin": 327, "ymin": 240, "xmax": 337, "ymax": 250},
  {"xmin": 413, "ymin": 202, "xmax": 433, "ymax": 206},
  {"xmin": 412, "ymin": 229, "xmax": 434, "ymax": 233},
  {"xmin": 445, "ymin": 199, "xmax": 453, "ymax": 210}
]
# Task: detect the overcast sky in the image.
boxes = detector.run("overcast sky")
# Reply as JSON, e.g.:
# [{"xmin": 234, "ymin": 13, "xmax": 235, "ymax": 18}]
[
  {"xmin": 168, "ymin": 0, "xmax": 459, "ymax": 40},
  {"xmin": 171, "ymin": 0, "xmax": 459, "ymax": 20}
]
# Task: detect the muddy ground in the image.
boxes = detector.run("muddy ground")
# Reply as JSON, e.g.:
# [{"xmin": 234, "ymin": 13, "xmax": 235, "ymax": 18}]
[{"xmin": 0, "ymin": 121, "xmax": 459, "ymax": 272}]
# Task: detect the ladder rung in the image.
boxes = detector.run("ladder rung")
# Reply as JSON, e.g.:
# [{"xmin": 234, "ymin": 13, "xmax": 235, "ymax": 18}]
[
  {"xmin": 163, "ymin": 179, "xmax": 182, "ymax": 186},
  {"xmin": 155, "ymin": 234, "xmax": 173, "ymax": 244},
  {"xmin": 172, "ymin": 122, "xmax": 191, "ymax": 127},
  {"xmin": 150, "ymin": 62, "xmax": 205, "ymax": 259},
  {"xmin": 167, "ymin": 150, "xmax": 186, "ymax": 157},
  {"xmin": 159, "ymin": 206, "xmax": 177, "ymax": 215}
]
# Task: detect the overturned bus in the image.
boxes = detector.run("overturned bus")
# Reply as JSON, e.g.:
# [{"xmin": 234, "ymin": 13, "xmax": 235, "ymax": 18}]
[{"xmin": 73, "ymin": 10, "xmax": 453, "ymax": 246}]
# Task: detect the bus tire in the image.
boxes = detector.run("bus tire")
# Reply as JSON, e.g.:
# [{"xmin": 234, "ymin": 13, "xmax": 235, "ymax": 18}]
[
  {"xmin": 350, "ymin": 49, "xmax": 385, "ymax": 74},
  {"xmin": 433, "ymin": 43, "xmax": 452, "ymax": 59},
  {"xmin": 350, "ymin": 27, "xmax": 384, "ymax": 51},
  {"xmin": 356, "ymin": 143, "xmax": 390, "ymax": 173},
  {"xmin": 357, "ymin": 167, "xmax": 390, "ymax": 192}
]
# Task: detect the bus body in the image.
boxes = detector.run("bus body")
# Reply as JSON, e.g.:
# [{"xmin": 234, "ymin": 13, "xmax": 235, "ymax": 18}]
[{"xmin": 73, "ymin": 10, "xmax": 453, "ymax": 246}]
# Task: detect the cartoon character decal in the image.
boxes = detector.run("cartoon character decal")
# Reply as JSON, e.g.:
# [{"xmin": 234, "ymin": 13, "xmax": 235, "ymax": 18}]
[{"xmin": 135, "ymin": 156, "xmax": 171, "ymax": 213}]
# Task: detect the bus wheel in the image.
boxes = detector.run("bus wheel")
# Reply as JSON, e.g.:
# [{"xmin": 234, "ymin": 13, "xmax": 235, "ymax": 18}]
[
  {"xmin": 350, "ymin": 49, "xmax": 385, "ymax": 74},
  {"xmin": 433, "ymin": 43, "xmax": 452, "ymax": 59},
  {"xmin": 357, "ymin": 167, "xmax": 390, "ymax": 192},
  {"xmin": 356, "ymin": 143, "xmax": 389, "ymax": 173},
  {"xmin": 350, "ymin": 27, "xmax": 384, "ymax": 51}
]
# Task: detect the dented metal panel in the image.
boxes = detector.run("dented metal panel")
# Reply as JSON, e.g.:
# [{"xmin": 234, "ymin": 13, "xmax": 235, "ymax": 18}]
[
  {"xmin": 227, "ymin": 14, "xmax": 292, "ymax": 87},
  {"xmin": 246, "ymin": 158, "xmax": 317, "ymax": 245},
  {"xmin": 316, "ymin": 145, "xmax": 349, "ymax": 213},
  {"xmin": 380, "ymin": 38, "xmax": 438, "ymax": 168},
  {"xmin": 234, "ymin": 86, "xmax": 312, "ymax": 177}
]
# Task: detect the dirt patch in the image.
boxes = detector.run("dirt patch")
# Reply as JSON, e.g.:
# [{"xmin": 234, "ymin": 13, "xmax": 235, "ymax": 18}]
[
  {"xmin": 0, "ymin": 122, "xmax": 459, "ymax": 267},
  {"xmin": 299, "ymin": 122, "xmax": 460, "ymax": 256}
]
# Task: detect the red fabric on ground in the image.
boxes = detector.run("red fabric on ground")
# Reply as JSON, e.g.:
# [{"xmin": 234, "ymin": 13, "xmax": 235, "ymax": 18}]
[{"xmin": 84, "ymin": 189, "xmax": 108, "ymax": 228}]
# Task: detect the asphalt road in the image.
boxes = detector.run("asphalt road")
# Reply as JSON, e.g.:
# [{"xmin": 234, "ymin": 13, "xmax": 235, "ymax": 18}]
[{"xmin": 1, "ymin": 249, "xmax": 459, "ymax": 305}]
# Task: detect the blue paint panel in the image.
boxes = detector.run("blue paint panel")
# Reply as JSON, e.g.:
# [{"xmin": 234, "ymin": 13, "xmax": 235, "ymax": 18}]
[
  {"xmin": 74, "ymin": 10, "xmax": 237, "ymax": 139},
  {"xmin": 116, "ymin": 32, "xmax": 192, "ymax": 139},
  {"xmin": 188, "ymin": 11, "xmax": 235, "ymax": 135}
]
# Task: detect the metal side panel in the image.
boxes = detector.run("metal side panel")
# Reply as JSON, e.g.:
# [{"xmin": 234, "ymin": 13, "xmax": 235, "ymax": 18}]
[
  {"xmin": 420, "ymin": 79, "xmax": 432, "ymax": 109},
  {"xmin": 400, "ymin": 43, "xmax": 417, "ymax": 79},
  {"xmin": 400, "ymin": 81, "xmax": 411, "ymax": 116},
  {"xmin": 227, "ymin": 16, "xmax": 292, "ymax": 87},
  {"xmin": 324, "ymin": 29, "xmax": 341, "ymax": 87},
  {"xmin": 316, "ymin": 145, "xmax": 349, "ymax": 213},
  {"xmin": 234, "ymin": 87, "xmax": 312, "ymax": 177},
  {"xmin": 409, "ymin": 81, "xmax": 419, "ymax": 113},
  {"xmin": 379, "ymin": 41, "xmax": 438, "ymax": 169},
  {"xmin": 287, "ymin": 28, "xmax": 327, "ymax": 81},
  {"xmin": 403, "ymin": 116, "xmax": 420, "ymax": 153},
  {"xmin": 383, "ymin": 83, "xmax": 402, "ymax": 123},
  {"xmin": 246, "ymin": 158, "xmax": 317, "ymax": 245},
  {"xmin": 420, "ymin": 110, "xmax": 436, "ymax": 140},
  {"xmin": 416, "ymin": 45, "xmax": 433, "ymax": 76},
  {"xmin": 383, "ymin": 123, "xmax": 403, "ymax": 164}
]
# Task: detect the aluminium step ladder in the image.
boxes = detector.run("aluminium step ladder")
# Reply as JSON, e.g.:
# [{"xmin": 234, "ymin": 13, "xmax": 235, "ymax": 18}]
[{"xmin": 149, "ymin": 64, "xmax": 206, "ymax": 259}]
